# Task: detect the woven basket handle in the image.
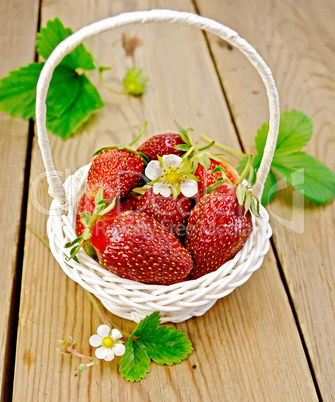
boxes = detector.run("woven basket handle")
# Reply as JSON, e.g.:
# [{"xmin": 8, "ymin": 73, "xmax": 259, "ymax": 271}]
[{"xmin": 36, "ymin": 9, "xmax": 280, "ymax": 209}]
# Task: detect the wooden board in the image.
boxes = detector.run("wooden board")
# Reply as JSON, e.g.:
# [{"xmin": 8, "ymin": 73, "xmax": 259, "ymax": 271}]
[
  {"xmin": 195, "ymin": 0, "xmax": 335, "ymax": 399},
  {"xmin": 0, "ymin": 0, "xmax": 40, "ymax": 399},
  {"xmin": 12, "ymin": 0, "xmax": 317, "ymax": 400}
]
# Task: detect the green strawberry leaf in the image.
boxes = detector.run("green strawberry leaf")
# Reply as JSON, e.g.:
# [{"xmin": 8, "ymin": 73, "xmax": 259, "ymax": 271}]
[
  {"xmin": 272, "ymin": 152, "xmax": 335, "ymax": 204},
  {"xmin": 238, "ymin": 110, "xmax": 335, "ymax": 205},
  {"xmin": 255, "ymin": 109, "xmax": 313, "ymax": 156},
  {"xmin": 174, "ymin": 144, "xmax": 191, "ymax": 151},
  {"xmin": 36, "ymin": 17, "xmax": 95, "ymax": 71},
  {"xmin": 46, "ymin": 64, "xmax": 83, "ymax": 117},
  {"xmin": 132, "ymin": 311, "xmax": 161, "ymax": 338},
  {"xmin": 0, "ymin": 63, "xmax": 43, "ymax": 119},
  {"xmin": 0, "ymin": 63, "xmax": 82, "ymax": 121},
  {"xmin": 138, "ymin": 326, "xmax": 193, "ymax": 366},
  {"xmin": 119, "ymin": 312, "xmax": 193, "ymax": 382},
  {"xmin": 119, "ymin": 334, "xmax": 151, "ymax": 382},
  {"xmin": 46, "ymin": 74, "xmax": 104, "ymax": 139},
  {"xmin": 261, "ymin": 170, "xmax": 277, "ymax": 206},
  {"xmin": 0, "ymin": 17, "xmax": 104, "ymax": 139}
]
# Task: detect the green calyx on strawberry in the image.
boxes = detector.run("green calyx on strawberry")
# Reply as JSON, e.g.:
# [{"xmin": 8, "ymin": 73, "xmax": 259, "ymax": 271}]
[
  {"xmin": 185, "ymin": 156, "xmax": 260, "ymax": 279},
  {"xmin": 66, "ymin": 188, "xmax": 117, "ymax": 262},
  {"xmin": 86, "ymin": 122, "xmax": 148, "ymax": 201},
  {"xmin": 92, "ymin": 121, "xmax": 149, "ymax": 160},
  {"xmin": 173, "ymin": 121, "xmax": 239, "ymax": 196},
  {"xmin": 206, "ymin": 155, "xmax": 261, "ymax": 217}
]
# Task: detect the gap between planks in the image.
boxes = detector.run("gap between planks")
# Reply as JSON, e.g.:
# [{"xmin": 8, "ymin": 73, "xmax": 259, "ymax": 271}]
[
  {"xmin": 191, "ymin": 0, "xmax": 322, "ymax": 399},
  {"xmin": 3, "ymin": 1, "xmax": 43, "ymax": 399}
]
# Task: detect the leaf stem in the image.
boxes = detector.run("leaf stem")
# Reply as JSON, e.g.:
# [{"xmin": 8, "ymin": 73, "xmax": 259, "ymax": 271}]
[
  {"xmin": 236, "ymin": 155, "xmax": 254, "ymax": 184},
  {"xmin": 200, "ymin": 134, "xmax": 246, "ymax": 157},
  {"xmin": 27, "ymin": 224, "xmax": 50, "ymax": 249},
  {"xmin": 182, "ymin": 146, "xmax": 194, "ymax": 159},
  {"xmin": 128, "ymin": 121, "xmax": 148, "ymax": 147},
  {"xmin": 98, "ymin": 68, "xmax": 128, "ymax": 95},
  {"xmin": 186, "ymin": 129, "xmax": 198, "ymax": 153},
  {"xmin": 67, "ymin": 346, "xmax": 95, "ymax": 360},
  {"xmin": 83, "ymin": 290, "xmax": 131, "ymax": 339}
]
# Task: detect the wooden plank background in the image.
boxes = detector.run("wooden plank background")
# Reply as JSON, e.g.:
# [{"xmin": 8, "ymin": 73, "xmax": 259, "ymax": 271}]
[
  {"xmin": 0, "ymin": 0, "xmax": 333, "ymax": 400},
  {"xmin": 196, "ymin": 0, "xmax": 335, "ymax": 399},
  {"xmin": 0, "ymin": 0, "xmax": 40, "ymax": 399}
]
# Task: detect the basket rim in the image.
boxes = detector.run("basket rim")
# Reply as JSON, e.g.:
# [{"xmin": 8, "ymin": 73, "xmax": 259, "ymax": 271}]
[{"xmin": 47, "ymin": 164, "xmax": 271, "ymax": 296}]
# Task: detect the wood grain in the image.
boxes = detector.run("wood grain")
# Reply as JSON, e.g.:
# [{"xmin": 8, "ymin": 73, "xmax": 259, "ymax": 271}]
[
  {"xmin": 195, "ymin": 0, "xmax": 335, "ymax": 399},
  {"xmin": 0, "ymin": 0, "xmax": 40, "ymax": 399},
  {"xmin": 12, "ymin": 0, "xmax": 317, "ymax": 400}
]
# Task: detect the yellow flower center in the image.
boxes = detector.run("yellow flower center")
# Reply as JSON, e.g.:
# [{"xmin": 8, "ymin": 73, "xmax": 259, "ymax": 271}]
[
  {"xmin": 101, "ymin": 336, "xmax": 115, "ymax": 349},
  {"xmin": 164, "ymin": 168, "xmax": 183, "ymax": 185}
]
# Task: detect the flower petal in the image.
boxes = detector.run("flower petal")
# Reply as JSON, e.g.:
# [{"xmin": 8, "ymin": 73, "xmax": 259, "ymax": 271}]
[
  {"xmin": 180, "ymin": 179, "xmax": 198, "ymax": 197},
  {"xmin": 145, "ymin": 161, "xmax": 164, "ymax": 180},
  {"xmin": 111, "ymin": 328, "xmax": 123, "ymax": 340},
  {"xmin": 97, "ymin": 324, "xmax": 111, "ymax": 338},
  {"xmin": 95, "ymin": 346, "xmax": 108, "ymax": 360},
  {"xmin": 153, "ymin": 182, "xmax": 172, "ymax": 198},
  {"xmin": 104, "ymin": 348, "xmax": 115, "ymax": 361},
  {"xmin": 113, "ymin": 343, "xmax": 126, "ymax": 356},
  {"xmin": 89, "ymin": 334, "xmax": 102, "ymax": 347},
  {"xmin": 162, "ymin": 154, "xmax": 182, "ymax": 168}
]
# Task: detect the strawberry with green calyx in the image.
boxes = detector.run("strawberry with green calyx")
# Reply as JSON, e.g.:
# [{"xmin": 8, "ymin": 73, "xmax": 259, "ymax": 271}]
[
  {"xmin": 173, "ymin": 121, "xmax": 239, "ymax": 196},
  {"xmin": 66, "ymin": 188, "xmax": 118, "ymax": 262},
  {"xmin": 89, "ymin": 211, "xmax": 193, "ymax": 285},
  {"xmin": 136, "ymin": 187, "xmax": 193, "ymax": 240},
  {"xmin": 86, "ymin": 122, "xmax": 148, "ymax": 201},
  {"xmin": 185, "ymin": 155, "xmax": 259, "ymax": 279},
  {"xmin": 137, "ymin": 132, "xmax": 186, "ymax": 161},
  {"xmin": 76, "ymin": 192, "xmax": 134, "ymax": 238},
  {"xmin": 194, "ymin": 156, "xmax": 239, "ymax": 196}
]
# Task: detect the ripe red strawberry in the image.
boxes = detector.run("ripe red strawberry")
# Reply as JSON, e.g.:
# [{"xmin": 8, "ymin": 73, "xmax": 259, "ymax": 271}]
[
  {"xmin": 195, "ymin": 159, "xmax": 239, "ymax": 196},
  {"xmin": 86, "ymin": 148, "xmax": 143, "ymax": 201},
  {"xmin": 76, "ymin": 192, "xmax": 128, "ymax": 238},
  {"xmin": 136, "ymin": 188, "xmax": 193, "ymax": 239},
  {"xmin": 90, "ymin": 211, "xmax": 193, "ymax": 285},
  {"xmin": 121, "ymin": 193, "xmax": 138, "ymax": 211},
  {"xmin": 185, "ymin": 184, "xmax": 253, "ymax": 279},
  {"xmin": 137, "ymin": 133, "xmax": 185, "ymax": 161}
]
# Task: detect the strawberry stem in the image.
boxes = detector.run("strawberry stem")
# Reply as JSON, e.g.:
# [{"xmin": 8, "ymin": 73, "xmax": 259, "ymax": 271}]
[
  {"xmin": 67, "ymin": 346, "xmax": 95, "ymax": 360},
  {"xmin": 186, "ymin": 129, "xmax": 198, "ymax": 153},
  {"xmin": 198, "ymin": 141, "xmax": 215, "ymax": 152},
  {"xmin": 27, "ymin": 224, "xmax": 50, "ymax": 249},
  {"xmin": 98, "ymin": 67, "xmax": 128, "ymax": 95},
  {"xmin": 128, "ymin": 121, "xmax": 148, "ymax": 147},
  {"xmin": 83, "ymin": 290, "xmax": 131, "ymax": 339},
  {"xmin": 236, "ymin": 154, "xmax": 254, "ymax": 184},
  {"xmin": 200, "ymin": 134, "xmax": 246, "ymax": 157},
  {"xmin": 182, "ymin": 146, "xmax": 194, "ymax": 159}
]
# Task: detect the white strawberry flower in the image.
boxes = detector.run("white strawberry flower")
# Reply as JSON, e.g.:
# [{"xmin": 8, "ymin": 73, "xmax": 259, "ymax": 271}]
[
  {"xmin": 145, "ymin": 154, "xmax": 198, "ymax": 198},
  {"xmin": 89, "ymin": 325, "xmax": 125, "ymax": 361}
]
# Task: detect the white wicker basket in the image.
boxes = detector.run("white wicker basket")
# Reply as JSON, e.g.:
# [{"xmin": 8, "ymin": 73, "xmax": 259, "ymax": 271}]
[{"xmin": 36, "ymin": 10, "xmax": 280, "ymax": 323}]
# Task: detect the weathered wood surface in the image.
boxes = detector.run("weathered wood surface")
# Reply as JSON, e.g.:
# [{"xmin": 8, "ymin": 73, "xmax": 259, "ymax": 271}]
[
  {"xmin": 0, "ymin": 0, "xmax": 40, "ymax": 399},
  {"xmin": 0, "ymin": 0, "xmax": 332, "ymax": 400},
  {"xmin": 196, "ymin": 0, "xmax": 335, "ymax": 399}
]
